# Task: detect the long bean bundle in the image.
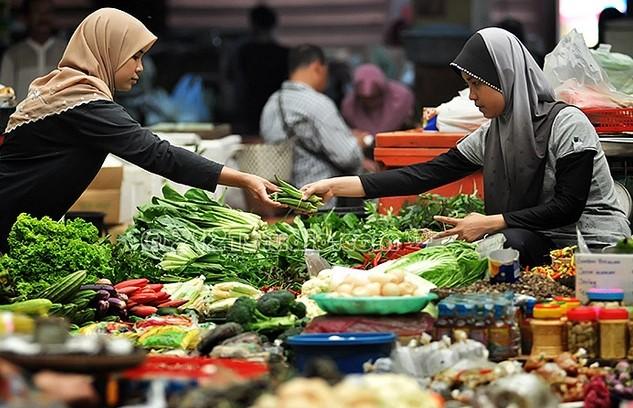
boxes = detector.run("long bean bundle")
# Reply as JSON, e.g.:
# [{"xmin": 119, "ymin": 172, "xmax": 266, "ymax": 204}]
[{"xmin": 270, "ymin": 176, "xmax": 324, "ymax": 213}]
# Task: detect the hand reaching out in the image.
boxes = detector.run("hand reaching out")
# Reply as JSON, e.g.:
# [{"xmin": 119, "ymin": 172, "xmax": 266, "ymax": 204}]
[{"xmin": 433, "ymin": 213, "xmax": 507, "ymax": 242}]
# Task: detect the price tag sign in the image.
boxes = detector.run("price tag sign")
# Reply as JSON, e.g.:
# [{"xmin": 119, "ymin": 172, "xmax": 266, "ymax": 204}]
[{"xmin": 575, "ymin": 253, "xmax": 633, "ymax": 304}]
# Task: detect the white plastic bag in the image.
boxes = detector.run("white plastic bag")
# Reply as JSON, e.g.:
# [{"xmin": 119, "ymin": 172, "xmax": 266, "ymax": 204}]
[
  {"xmin": 436, "ymin": 89, "xmax": 489, "ymax": 132},
  {"xmin": 543, "ymin": 29, "xmax": 633, "ymax": 108},
  {"xmin": 591, "ymin": 44, "xmax": 633, "ymax": 95}
]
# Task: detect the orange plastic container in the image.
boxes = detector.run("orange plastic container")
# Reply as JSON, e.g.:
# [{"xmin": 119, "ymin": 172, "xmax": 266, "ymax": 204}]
[{"xmin": 374, "ymin": 129, "xmax": 484, "ymax": 213}]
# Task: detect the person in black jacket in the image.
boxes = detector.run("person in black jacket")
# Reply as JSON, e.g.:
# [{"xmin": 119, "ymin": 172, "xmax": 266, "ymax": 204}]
[
  {"xmin": 0, "ymin": 8, "xmax": 281, "ymax": 251},
  {"xmin": 302, "ymin": 28, "xmax": 630, "ymax": 266}
]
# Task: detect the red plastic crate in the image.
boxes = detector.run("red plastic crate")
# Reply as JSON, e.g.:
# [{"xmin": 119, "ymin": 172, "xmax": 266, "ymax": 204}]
[
  {"xmin": 374, "ymin": 130, "xmax": 483, "ymax": 213},
  {"xmin": 582, "ymin": 108, "xmax": 633, "ymax": 134}
]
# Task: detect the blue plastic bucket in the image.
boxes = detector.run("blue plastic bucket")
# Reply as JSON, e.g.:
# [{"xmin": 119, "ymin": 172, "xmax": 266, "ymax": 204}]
[{"xmin": 286, "ymin": 332, "xmax": 396, "ymax": 374}]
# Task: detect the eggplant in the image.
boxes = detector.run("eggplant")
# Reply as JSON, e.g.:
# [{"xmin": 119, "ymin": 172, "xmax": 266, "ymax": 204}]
[
  {"xmin": 96, "ymin": 299, "xmax": 110, "ymax": 317},
  {"xmin": 95, "ymin": 290, "xmax": 111, "ymax": 301},
  {"xmin": 80, "ymin": 284, "xmax": 117, "ymax": 295},
  {"xmin": 117, "ymin": 293, "xmax": 129, "ymax": 302},
  {"xmin": 108, "ymin": 297, "xmax": 126, "ymax": 311},
  {"xmin": 96, "ymin": 278, "xmax": 112, "ymax": 285},
  {"xmin": 197, "ymin": 322, "xmax": 243, "ymax": 355}
]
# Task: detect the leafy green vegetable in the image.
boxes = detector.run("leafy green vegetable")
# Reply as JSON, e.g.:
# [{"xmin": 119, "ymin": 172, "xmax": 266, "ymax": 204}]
[
  {"xmin": 398, "ymin": 192, "xmax": 484, "ymax": 230},
  {"xmin": 0, "ymin": 214, "xmax": 110, "ymax": 298},
  {"xmin": 385, "ymin": 241, "xmax": 486, "ymax": 288}
]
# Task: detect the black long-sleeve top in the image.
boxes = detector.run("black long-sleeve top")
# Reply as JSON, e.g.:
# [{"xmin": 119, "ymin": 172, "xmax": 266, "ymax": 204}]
[
  {"xmin": 360, "ymin": 147, "xmax": 595, "ymax": 230},
  {"xmin": 0, "ymin": 100, "xmax": 223, "ymax": 250}
]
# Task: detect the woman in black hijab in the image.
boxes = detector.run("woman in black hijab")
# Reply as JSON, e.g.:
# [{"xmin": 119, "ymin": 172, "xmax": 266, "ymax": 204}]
[{"xmin": 301, "ymin": 28, "xmax": 630, "ymax": 266}]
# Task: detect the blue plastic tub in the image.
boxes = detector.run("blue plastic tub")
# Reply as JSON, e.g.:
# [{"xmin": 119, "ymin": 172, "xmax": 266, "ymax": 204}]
[{"xmin": 286, "ymin": 332, "xmax": 396, "ymax": 374}]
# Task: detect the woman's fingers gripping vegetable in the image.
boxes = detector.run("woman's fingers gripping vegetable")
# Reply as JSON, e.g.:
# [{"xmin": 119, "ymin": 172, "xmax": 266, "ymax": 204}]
[
  {"xmin": 433, "ymin": 213, "xmax": 506, "ymax": 242},
  {"xmin": 245, "ymin": 174, "xmax": 286, "ymax": 208},
  {"xmin": 301, "ymin": 180, "xmax": 335, "ymax": 203}
]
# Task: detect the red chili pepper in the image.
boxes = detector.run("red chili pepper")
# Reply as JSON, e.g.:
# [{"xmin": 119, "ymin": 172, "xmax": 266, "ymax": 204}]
[{"xmin": 373, "ymin": 252, "xmax": 382, "ymax": 267}]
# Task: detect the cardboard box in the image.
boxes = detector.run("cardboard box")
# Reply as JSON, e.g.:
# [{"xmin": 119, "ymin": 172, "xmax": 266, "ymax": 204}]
[
  {"xmin": 70, "ymin": 162, "xmax": 124, "ymax": 225},
  {"xmin": 86, "ymin": 166, "xmax": 123, "ymax": 189},
  {"xmin": 575, "ymin": 253, "xmax": 633, "ymax": 304},
  {"xmin": 70, "ymin": 189, "xmax": 120, "ymax": 225}
]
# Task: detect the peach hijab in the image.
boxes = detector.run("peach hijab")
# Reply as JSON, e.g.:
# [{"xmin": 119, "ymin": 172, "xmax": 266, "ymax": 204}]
[{"xmin": 5, "ymin": 8, "xmax": 157, "ymax": 133}]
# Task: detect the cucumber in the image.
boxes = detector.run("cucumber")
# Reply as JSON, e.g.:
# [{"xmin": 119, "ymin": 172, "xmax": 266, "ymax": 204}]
[
  {"xmin": 39, "ymin": 270, "xmax": 88, "ymax": 303},
  {"xmin": 0, "ymin": 299, "xmax": 53, "ymax": 316},
  {"xmin": 72, "ymin": 290, "xmax": 97, "ymax": 307}
]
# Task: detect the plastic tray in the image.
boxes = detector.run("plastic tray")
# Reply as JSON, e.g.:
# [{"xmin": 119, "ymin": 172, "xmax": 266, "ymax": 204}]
[
  {"xmin": 582, "ymin": 108, "xmax": 633, "ymax": 134},
  {"xmin": 310, "ymin": 293, "xmax": 437, "ymax": 315},
  {"xmin": 287, "ymin": 332, "xmax": 396, "ymax": 374}
]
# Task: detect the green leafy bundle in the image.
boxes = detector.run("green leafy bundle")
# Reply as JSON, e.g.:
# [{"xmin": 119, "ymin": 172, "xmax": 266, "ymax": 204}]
[
  {"xmin": 270, "ymin": 176, "xmax": 323, "ymax": 213},
  {"xmin": 384, "ymin": 241, "xmax": 487, "ymax": 288},
  {"xmin": 0, "ymin": 214, "xmax": 110, "ymax": 298}
]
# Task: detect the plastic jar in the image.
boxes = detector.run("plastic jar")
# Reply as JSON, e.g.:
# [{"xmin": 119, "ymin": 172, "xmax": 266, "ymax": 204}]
[
  {"xmin": 587, "ymin": 288, "xmax": 624, "ymax": 309},
  {"xmin": 530, "ymin": 304, "xmax": 564, "ymax": 358},
  {"xmin": 566, "ymin": 307, "xmax": 598, "ymax": 358},
  {"xmin": 599, "ymin": 307, "xmax": 628, "ymax": 360},
  {"xmin": 555, "ymin": 296, "xmax": 581, "ymax": 312}
]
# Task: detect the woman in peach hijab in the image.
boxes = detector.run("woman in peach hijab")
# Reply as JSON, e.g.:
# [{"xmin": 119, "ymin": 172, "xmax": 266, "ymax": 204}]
[{"xmin": 0, "ymin": 8, "xmax": 281, "ymax": 251}]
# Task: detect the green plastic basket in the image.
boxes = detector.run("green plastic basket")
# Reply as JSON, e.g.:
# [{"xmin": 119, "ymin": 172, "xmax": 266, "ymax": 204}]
[{"xmin": 310, "ymin": 293, "xmax": 438, "ymax": 315}]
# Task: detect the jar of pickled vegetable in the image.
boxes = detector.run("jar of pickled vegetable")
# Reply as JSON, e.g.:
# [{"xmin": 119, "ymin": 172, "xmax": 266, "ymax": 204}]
[
  {"xmin": 530, "ymin": 304, "xmax": 564, "ymax": 358},
  {"xmin": 588, "ymin": 288, "xmax": 624, "ymax": 309},
  {"xmin": 599, "ymin": 308, "xmax": 628, "ymax": 359},
  {"xmin": 566, "ymin": 307, "xmax": 598, "ymax": 358}
]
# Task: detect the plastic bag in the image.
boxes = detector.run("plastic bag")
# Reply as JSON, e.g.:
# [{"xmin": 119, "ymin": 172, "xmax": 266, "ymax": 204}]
[
  {"xmin": 543, "ymin": 30, "xmax": 633, "ymax": 108},
  {"xmin": 591, "ymin": 44, "xmax": 633, "ymax": 95},
  {"xmin": 436, "ymin": 88, "xmax": 489, "ymax": 132},
  {"xmin": 171, "ymin": 74, "xmax": 211, "ymax": 122}
]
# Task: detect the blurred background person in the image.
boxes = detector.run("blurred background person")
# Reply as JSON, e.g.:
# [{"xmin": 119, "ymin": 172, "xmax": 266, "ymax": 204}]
[
  {"xmin": 233, "ymin": 4, "xmax": 289, "ymax": 136},
  {"xmin": 0, "ymin": 0, "xmax": 66, "ymax": 102},
  {"xmin": 342, "ymin": 63, "xmax": 414, "ymax": 158},
  {"xmin": 260, "ymin": 44, "xmax": 363, "ymax": 206},
  {"xmin": 596, "ymin": 6, "xmax": 625, "ymax": 47}
]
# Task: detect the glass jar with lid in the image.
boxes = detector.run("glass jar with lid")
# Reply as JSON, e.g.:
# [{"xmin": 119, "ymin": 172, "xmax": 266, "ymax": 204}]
[
  {"xmin": 566, "ymin": 306, "xmax": 598, "ymax": 358},
  {"xmin": 599, "ymin": 307, "xmax": 628, "ymax": 359},
  {"xmin": 530, "ymin": 304, "xmax": 564, "ymax": 358},
  {"xmin": 587, "ymin": 288, "xmax": 624, "ymax": 309}
]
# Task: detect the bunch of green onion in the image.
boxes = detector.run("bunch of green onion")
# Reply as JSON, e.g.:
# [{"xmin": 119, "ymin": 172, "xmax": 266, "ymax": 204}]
[{"xmin": 270, "ymin": 176, "xmax": 324, "ymax": 213}]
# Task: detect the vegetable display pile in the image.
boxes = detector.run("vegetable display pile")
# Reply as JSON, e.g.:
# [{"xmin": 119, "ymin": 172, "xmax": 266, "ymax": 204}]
[
  {"xmin": 112, "ymin": 185, "xmax": 275, "ymax": 285},
  {"xmin": 0, "ymin": 214, "xmax": 111, "ymax": 298},
  {"xmin": 115, "ymin": 191, "xmax": 432, "ymax": 290},
  {"xmin": 274, "ymin": 201, "xmax": 427, "ymax": 272},
  {"xmin": 270, "ymin": 176, "xmax": 323, "ymax": 213}
]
